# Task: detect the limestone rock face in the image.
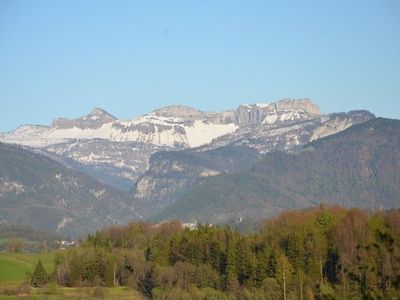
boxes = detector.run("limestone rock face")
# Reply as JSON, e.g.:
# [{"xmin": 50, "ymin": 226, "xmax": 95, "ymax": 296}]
[{"xmin": 235, "ymin": 98, "xmax": 320, "ymax": 128}]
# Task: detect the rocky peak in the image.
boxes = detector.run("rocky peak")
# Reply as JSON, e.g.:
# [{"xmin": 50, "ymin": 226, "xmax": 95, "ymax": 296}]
[
  {"xmin": 52, "ymin": 107, "xmax": 117, "ymax": 130},
  {"xmin": 274, "ymin": 98, "xmax": 320, "ymax": 115},
  {"xmin": 90, "ymin": 107, "xmax": 112, "ymax": 117},
  {"xmin": 150, "ymin": 105, "xmax": 204, "ymax": 119},
  {"xmin": 235, "ymin": 98, "xmax": 320, "ymax": 127}
]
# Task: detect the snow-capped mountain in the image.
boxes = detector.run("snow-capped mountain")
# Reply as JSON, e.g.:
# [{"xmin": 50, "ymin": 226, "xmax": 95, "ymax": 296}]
[
  {"xmin": 0, "ymin": 106, "xmax": 237, "ymax": 148},
  {"xmin": 0, "ymin": 105, "xmax": 238, "ymax": 189},
  {"xmin": 200, "ymin": 110, "xmax": 375, "ymax": 153},
  {"xmin": 0, "ymin": 98, "xmax": 375, "ymax": 192}
]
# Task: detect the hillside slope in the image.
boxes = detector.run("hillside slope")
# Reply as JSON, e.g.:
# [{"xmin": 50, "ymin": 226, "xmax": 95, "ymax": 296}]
[
  {"xmin": 153, "ymin": 118, "xmax": 400, "ymax": 223},
  {"xmin": 0, "ymin": 143, "xmax": 136, "ymax": 237},
  {"xmin": 133, "ymin": 146, "xmax": 261, "ymax": 217}
]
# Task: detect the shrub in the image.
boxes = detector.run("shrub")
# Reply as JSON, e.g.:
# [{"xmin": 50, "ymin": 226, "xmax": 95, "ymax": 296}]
[{"xmin": 16, "ymin": 282, "xmax": 32, "ymax": 296}]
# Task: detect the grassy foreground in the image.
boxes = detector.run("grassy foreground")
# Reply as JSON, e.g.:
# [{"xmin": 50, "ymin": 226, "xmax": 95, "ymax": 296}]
[
  {"xmin": 0, "ymin": 252, "xmax": 143, "ymax": 299},
  {"xmin": 0, "ymin": 287, "xmax": 144, "ymax": 300},
  {"xmin": 0, "ymin": 252, "xmax": 54, "ymax": 286}
]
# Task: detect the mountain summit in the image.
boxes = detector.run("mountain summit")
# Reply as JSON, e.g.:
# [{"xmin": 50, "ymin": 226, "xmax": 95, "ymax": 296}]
[{"xmin": 52, "ymin": 107, "xmax": 117, "ymax": 130}]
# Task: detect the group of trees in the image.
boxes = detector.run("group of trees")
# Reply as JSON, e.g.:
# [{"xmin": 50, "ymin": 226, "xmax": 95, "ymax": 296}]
[{"xmin": 41, "ymin": 206, "xmax": 400, "ymax": 299}]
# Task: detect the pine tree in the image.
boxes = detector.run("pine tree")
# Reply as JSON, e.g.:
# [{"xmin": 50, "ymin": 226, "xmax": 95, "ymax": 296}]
[
  {"xmin": 31, "ymin": 259, "xmax": 48, "ymax": 287},
  {"xmin": 225, "ymin": 236, "xmax": 239, "ymax": 293}
]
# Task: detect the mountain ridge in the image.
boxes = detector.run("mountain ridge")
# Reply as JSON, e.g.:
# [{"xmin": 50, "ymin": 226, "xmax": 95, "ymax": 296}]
[{"xmin": 0, "ymin": 98, "xmax": 332, "ymax": 189}]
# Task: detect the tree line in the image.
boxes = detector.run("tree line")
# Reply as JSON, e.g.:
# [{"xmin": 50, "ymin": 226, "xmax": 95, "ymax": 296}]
[{"xmin": 32, "ymin": 206, "xmax": 400, "ymax": 299}]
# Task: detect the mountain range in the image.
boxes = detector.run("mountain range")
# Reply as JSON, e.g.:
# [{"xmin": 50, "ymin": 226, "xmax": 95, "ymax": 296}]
[{"xmin": 2, "ymin": 98, "xmax": 398, "ymax": 236}]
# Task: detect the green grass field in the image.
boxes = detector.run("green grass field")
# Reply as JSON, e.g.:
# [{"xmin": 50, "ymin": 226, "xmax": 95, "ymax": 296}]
[
  {"xmin": 0, "ymin": 287, "xmax": 144, "ymax": 299},
  {"xmin": 0, "ymin": 252, "xmax": 54, "ymax": 286}
]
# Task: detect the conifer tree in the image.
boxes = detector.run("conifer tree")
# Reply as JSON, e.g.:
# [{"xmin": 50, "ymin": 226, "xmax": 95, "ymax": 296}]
[{"xmin": 31, "ymin": 259, "xmax": 48, "ymax": 287}]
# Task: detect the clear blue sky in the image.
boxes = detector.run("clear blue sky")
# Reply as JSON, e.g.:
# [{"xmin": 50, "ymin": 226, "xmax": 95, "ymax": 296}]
[{"xmin": 0, "ymin": 0, "xmax": 399, "ymax": 131}]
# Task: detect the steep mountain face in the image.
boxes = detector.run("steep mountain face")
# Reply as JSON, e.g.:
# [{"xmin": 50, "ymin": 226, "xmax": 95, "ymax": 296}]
[
  {"xmin": 133, "ymin": 107, "xmax": 374, "ymax": 217},
  {"xmin": 0, "ymin": 142, "xmax": 136, "ymax": 237},
  {"xmin": 202, "ymin": 110, "xmax": 374, "ymax": 152},
  {"xmin": 153, "ymin": 118, "xmax": 400, "ymax": 223},
  {"xmin": 37, "ymin": 140, "xmax": 172, "ymax": 190},
  {"xmin": 133, "ymin": 146, "xmax": 261, "ymax": 217},
  {"xmin": 234, "ymin": 98, "xmax": 320, "ymax": 127}
]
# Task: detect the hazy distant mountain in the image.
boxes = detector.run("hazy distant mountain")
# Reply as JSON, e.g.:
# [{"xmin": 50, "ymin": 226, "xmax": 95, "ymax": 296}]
[
  {"xmin": 0, "ymin": 142, "xmax": 135, "ymax": 237},
  {"xmin": 152, "ymin": 118, "xmax": 400, "ymax": 223}
]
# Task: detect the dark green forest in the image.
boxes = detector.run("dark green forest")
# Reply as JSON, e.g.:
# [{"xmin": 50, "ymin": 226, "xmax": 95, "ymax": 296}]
[{"xmin": 37, "ymin": 206, "xmax": 400, "ymax": 299}]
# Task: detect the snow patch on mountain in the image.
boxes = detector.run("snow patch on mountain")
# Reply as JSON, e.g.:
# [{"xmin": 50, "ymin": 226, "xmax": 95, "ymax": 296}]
[{"xmin": 183, "ymin": 121, "xmax": 238, "ymax": 147}]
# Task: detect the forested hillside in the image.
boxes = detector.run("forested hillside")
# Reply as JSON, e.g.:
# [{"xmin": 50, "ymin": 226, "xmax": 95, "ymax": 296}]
[
  {"xmin": 0, "ymin": 142, "xmax": 135, "ymax": 237},
  {"xmin": 45, "ymin": 206, "xmax": 400, "ymax": 299},
  {"xmin": 154, "ymin": 118, "xmax": 400, "ymax": 223}
]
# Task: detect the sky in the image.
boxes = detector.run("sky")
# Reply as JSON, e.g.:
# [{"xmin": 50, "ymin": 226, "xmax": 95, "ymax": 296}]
[{"xmin": 0, "ymin": 0, "xmax": 399, "ymax": 132}]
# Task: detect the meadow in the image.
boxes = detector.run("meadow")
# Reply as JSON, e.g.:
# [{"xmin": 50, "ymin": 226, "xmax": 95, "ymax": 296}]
[
  {"xmin": 0, "ymin": 252, "xmax": 54, "ymax": 286},
  {"xmin": 0, "ymin": 252, "xmax": 143, "ymax": 300}
]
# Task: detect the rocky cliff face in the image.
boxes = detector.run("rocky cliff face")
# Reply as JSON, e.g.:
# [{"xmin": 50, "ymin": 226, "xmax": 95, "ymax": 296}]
[
  {"xmin": 235, "ymin": 98, "xmax": 320, "ymax": 127},
  {"xmin": 38, "ymin": 140, "xmax": 172, "ymax": 190},
  {"xmin": 203, "ymin": 109, "xmax": 375, "ymax": 153}
]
